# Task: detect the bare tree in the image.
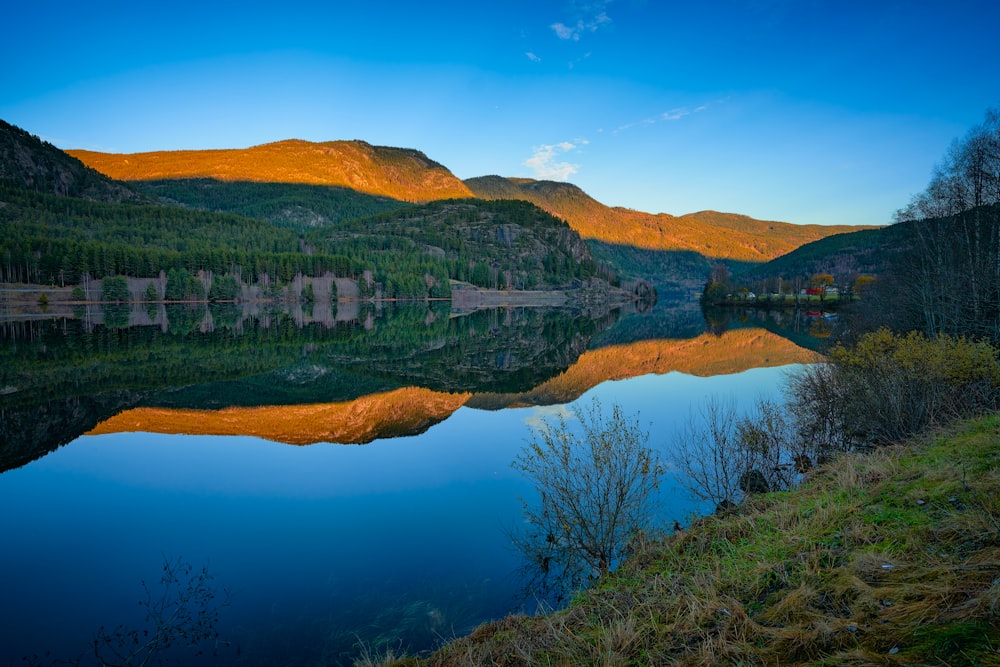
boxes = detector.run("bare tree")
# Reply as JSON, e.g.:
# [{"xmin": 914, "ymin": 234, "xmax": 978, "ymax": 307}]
[
  {"xmin": 512, "ymin": 399, "xmax": 663, "ymax": 600},
  {"xmin": 672, "ymin": 396, "xmax": 807, "ymax": 514},
  {"xmin": 895, "ymin": 107, "xmax": 1000, "ymax": 223},
  {"xmin": 92, "ymin": 557, "xmax": 232, "ymax": 667},
  {"xmin": 671, "ymin": 396, "xmax": 747, "ymax": 513}
]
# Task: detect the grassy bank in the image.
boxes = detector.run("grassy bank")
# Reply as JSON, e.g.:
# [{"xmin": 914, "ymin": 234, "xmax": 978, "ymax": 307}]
[{"xmin": 385, "ymin": 414, "xmax": 1000, "ymax": 666}]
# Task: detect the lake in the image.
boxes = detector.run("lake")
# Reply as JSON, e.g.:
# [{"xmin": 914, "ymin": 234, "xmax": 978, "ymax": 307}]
[{"xmin": 0, "ymin": 301, "xmax": 821, "ymax": 665}]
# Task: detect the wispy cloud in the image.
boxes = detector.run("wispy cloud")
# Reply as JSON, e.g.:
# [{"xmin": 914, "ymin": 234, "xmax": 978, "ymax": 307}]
[
  {"xmin": 662, "ymin": 105, "xmax": 709, "ymax": 121},
  {"xmin": 614, "ymin": 104, "xmax": 709, "ymax": 134},
  {"xmin": 525, "ymin": 52, "xmax": 542, "ymax": 62},
  {"xmin": 614, "ymin": 117, "xmax": 657, "ymax": 133},
  {"xmin": 551, "ymin": 1, "xmax": 613, "ymax": 41},
  {"xmin": 524, "ymin": 141, "xmax": 584, "ymax": 181}
]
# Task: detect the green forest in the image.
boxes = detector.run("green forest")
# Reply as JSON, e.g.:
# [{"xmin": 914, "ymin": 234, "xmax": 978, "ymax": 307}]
[
  {"xmin": 0, "ymin": 120, "xmax": 617, "ymax": 301},
  {"xmin": 133, "ymin": 178, "xmax": 408, "ymax": 231},
  {"xmin": 0, "ymin": 186, "xmax": 610, "ymax": 300}
]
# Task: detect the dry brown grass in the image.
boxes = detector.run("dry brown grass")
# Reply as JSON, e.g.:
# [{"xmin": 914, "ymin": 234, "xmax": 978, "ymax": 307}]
[{"xmin": 386, "ymin": 414, "xmax": 1000, "ymax": 667}]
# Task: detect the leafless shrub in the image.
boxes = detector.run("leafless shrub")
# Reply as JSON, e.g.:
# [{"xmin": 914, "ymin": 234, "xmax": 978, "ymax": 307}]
[
  {"xmin": 512, "ymin": 399, "xmax": 663, "ymax": 602},
  {"xmin": 671, "ymin": 396, "xmax": 805, "ymax": 513}
]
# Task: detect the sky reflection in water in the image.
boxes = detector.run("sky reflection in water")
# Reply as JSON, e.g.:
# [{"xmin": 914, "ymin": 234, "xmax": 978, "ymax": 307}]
[{"xmin": 0, "ymin": 365, "xmax": 797, "ymax": 664}]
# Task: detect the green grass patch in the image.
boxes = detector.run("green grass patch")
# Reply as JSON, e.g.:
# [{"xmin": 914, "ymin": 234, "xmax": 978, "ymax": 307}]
[{"xmin": 386, "ymin": 413, "xmax": 1000, "ymax": 667}]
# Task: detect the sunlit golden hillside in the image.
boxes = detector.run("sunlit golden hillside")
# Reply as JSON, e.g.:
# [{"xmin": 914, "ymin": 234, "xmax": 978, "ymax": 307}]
[
  {"xmin": 466, "ymin": 176, "xmax": 875, "ymax": 262},
  {"xmin": 68, "ymin": 139, "xmax": 473, "ymax": 202}
]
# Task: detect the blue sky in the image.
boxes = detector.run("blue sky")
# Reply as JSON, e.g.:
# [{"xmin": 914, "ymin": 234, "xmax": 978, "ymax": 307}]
[{"xmin": 2, "ymin": 0, "xmax": 998, "ymax": 226}]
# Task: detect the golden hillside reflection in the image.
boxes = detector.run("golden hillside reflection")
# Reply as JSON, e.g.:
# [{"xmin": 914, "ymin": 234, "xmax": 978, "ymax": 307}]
[
  {"xmin": 88, "ymin": 387, "xmax": 471, "ymax": 445},
  {"xmin": 88, "ymin": 328, "xmax": 817, "ymax": 444},
  {"xmin": 466, "ymin": 328, "xmax": 821, "ymax": 410}
]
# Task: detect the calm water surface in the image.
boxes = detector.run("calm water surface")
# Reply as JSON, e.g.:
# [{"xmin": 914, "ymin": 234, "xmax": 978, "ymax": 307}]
[{"xmin": 0, "ymin": 302, "xmax": 818, "ymax": 665}]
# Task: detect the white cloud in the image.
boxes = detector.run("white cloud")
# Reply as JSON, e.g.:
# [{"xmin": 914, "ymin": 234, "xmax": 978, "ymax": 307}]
[
  {"xmin": 551, "ymin": 22, "xmax": 578, "ymax": 40},
  {"xmin": 524, "ymin": 141, "xmax": 583, "ymax": 181},
  {"xmin": 550, "ymin": 3, "xmax": 612, "ymax": 41},
  {"xmin": 525, "ymin": 52, "xmax": 542, "ymax": 62}
]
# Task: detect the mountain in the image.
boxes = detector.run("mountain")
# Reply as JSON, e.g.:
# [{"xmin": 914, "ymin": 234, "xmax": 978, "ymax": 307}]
[
  {"xmin": 62, "ymin": 132, "xmax": 874, "ymax": 281},
  {"xmin": 465, "ymin": 176, "xmax": 874, "ymax": 264},
  {"xmin": 0, "ymin": 120, "xmax": 142, "ymax": 202},
  {"xmin": 87, "ymin": 387, "xmax": 472, "ymax": 445},
  {"xmin": 68, "ymin": 139, "xmax": 473, "ymax": 202},
  {"xmin": 736, "ymin": 226, "xmax": 900, "ymax": 284},
  {"xmin": 3, "ymin": 119, "xmax": 876, "ymax": 297},
  {"xmin": 64, "ymin": 138, "xmax": 871, "ymax": 267},
  {"xmin": 1, "ymin": 120, "xmax": 623, "ymax": 298}
]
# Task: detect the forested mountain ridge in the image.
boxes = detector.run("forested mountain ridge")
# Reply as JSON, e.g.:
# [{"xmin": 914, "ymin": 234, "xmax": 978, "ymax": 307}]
[
  {"xmin": 464, "ymin": 175, "xmax": 873, "ymax": 263},
  {"xmin": 3, "ymin": 118, "xmax": 873, "ymax": 299},
  {"xmin": 1, "ymin": 120, "xmax": 626, "ymax": 299},
  {"xmin": 0, "ymin": 187, "xmax": 615, "ymax": 297},
  {"xmin": 0, "ymin": 120, "xmax": 143, "ymax": 202},
  {"xmin": 65, "ymin": 136, "xmax": 872, "ymax": 267},
  {"xmin": 68, "ymin": 139, "xmax": 474, "ymax": 203}
]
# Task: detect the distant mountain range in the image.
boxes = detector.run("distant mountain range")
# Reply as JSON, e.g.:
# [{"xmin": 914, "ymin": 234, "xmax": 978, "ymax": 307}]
[
  {"xmin": 465, "ymin": 176, "xmax": 870, "ymax": 263},
  {"xmin": 62, "ymin": 136, "xmax": 873, "ymax": 266},
  {"xmin": 2, "ymin": 120, "xmax": 878, "ymax": 291}
]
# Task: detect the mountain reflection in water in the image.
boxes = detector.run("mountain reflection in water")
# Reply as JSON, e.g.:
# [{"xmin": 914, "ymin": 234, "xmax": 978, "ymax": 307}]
[
  {"xmin": 87, "ymin": 329, "xmax": 818, "ymax": 444},
  {"xmin": 1, "ymin": 301, "xmax": 820, "ymax": 456},
  {"xmin": 0, "ymin": 300, "xmax": 824, "ymax": 665}
]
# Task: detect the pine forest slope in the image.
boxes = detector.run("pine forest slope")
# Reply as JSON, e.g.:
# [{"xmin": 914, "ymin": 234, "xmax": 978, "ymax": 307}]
[
  {"xmin": 737, "ymin": 225, "xmax": 901, "ymax": 284},
  {"xmin": 0, "ymin": 119, "xmax": 143, "ymax": 202},
  {"xmin": 68, "ymin": 139, "xmax": 474, "ymax": 203},
  {"xmin": 0, "ymin": 186, "xmax": 612, "ymax": 296},
  {"xmin": 465, "ymin": 175, "xmax": 875, "ymax": 264},
  {"xmin": 131, "ymin": 178, "xmax": 408, "ymax": 232}
]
